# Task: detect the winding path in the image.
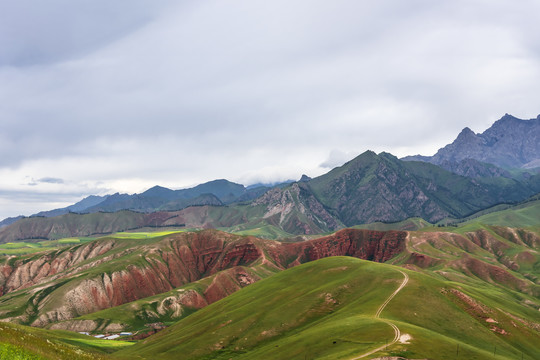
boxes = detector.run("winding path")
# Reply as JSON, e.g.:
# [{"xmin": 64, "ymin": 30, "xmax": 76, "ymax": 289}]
[{"xmin": 350, "ymin": 269, "xmax": 409, "ymax": 359}]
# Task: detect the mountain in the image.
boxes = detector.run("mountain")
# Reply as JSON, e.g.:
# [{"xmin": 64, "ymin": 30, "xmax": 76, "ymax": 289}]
[
  {"xmin": 404, "ymin": 113, "xmax": 540, "ymax": 169},
  {"xmin": 21, "ymin": 180, "xmax": 269, "ymax": 221},
  {"xmin": 304, "ymin": 151, "xmax": 540, "ymax": 224},
  {"xmin": 2, "ymin": 151, "xmax": 540, "ymax": 243},
  {"xmin": 0, "ymin": 216, "xmax": 23, "ymax": 229},
  {"xmin": 34, "ymin": 195, "xmax": 109, "ymax": 218},
  {"xmin": 0, "ymin": 210, "xmax": 185, "ymax": 243}
]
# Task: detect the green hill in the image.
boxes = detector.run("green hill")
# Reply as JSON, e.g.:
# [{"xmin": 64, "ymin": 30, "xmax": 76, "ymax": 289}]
[
  {"xmin": 461, "ymin": 198, "xmax": 540, "ymax": 229},
  {"xmin": 115, "ymin": 257, "xmax": 539, "ymax": 360},
  {"xmin": 0, "ymin": 321, "xmax": 134, "ymax": 359}
]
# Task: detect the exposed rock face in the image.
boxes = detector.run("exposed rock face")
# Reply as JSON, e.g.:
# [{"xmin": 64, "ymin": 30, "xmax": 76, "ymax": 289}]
[
  {"xmin": 437, "ymin": 159, "xmax": 512, "ymax": 178},
  {"xmin": 0, "ymin": 240, "xmax": 118, "ymax": 296},
  {"xmin": 0, "ymin": 229, "xmax": 406, "ymax": 327},
  {"xmin": 405, "ymin": 114, "xmax": 540, "ymax": 169},
  {"xmin": 277, "ymin": 229, "xmax": 406, "ymax": 267},
  {"xmin": 254, "ymin": 183, "xmax": 343, "ymax": 234}
]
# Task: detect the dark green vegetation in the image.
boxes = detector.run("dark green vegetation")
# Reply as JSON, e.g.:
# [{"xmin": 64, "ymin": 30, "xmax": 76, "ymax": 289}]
[{"xmin": 461, "ymin": 198, "xmax": 540, "ymax": 229}]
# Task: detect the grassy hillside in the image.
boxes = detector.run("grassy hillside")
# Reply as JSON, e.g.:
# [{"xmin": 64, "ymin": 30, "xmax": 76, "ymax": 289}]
[
  {"xmin": 0, "ymin": 321, "xmax": 134, "ymax": 359},
  {"xmin": 462, "ymin": 199, "xmax": 540, "ymax": 228},
  {"xmin": 353, "ymin": 217, "xmax": 431, "ymax": 231},
  {"xmin": 0, "ymin": 237, "xmax": 97, "ymax": 255},
  {"xmin": 115, "ymin": 257, "xmax": 539, "ymax": 360}
]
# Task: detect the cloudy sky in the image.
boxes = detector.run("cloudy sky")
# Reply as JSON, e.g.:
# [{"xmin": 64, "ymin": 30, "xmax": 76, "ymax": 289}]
[{"xmin": 1, "ymin": 0, "xmax": 540, "ymax": 219}]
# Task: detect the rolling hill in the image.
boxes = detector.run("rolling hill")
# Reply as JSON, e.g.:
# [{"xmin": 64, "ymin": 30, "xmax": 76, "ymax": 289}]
[
  {"xmin": 115, "ymin": 257, "xmax": 539, "ymax": 360},
  {"xmin": 0, "ymin": 221, "xmax": 537, "ymax": 359},
  {"xmin": 0, "ymin": 229, "xmax": 405, "ymax": 330}
]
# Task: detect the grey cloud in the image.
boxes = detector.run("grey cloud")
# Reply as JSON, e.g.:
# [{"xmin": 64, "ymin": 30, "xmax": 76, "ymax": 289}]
[
  {"xmin": 37, "ymin": 177, "xmax": 64, "ymax": 184},
  {"xmin": 1, "ymin": 0, "xmax": 539, "ymax": 218},
  {"xmin": 0, "ymin": 0, "xmax": 175, "ymax": 67}
]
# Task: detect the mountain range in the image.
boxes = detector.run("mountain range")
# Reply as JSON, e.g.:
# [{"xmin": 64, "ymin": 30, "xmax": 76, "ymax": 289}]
[
  {"xmin": 403, "ymin": 113, "xmax": 540, "ymax": 169},
  {"xmin": 1, "ymin": 113, "xmax": 539, "ymax": 359},
  {"xmin": 2, "ymin": 113, "xmax": 539, "ymax": 242}
]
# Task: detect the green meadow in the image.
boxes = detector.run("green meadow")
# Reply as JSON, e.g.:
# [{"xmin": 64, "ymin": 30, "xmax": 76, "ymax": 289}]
[{"xmin": 115, "ymin": 257, "xmax": 539, "ymax": 360}]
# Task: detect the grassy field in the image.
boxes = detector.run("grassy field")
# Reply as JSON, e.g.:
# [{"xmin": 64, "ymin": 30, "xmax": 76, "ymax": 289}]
[
  {"xmin": 0, "ymin": 237, "xmax": 96, "ymax": 255},
  {"xmin": 0, "ymin": 321, "xmax": 134, "ymax": 359},
  {"xmin": 114, "ymin": 257, "xmax": 539, "ymax": 360},
  {"xmin": 461, "ymin": 199, "xmax": 540, "ymax": 228},
  {"xmin": 0, "ymin": 230, "xmax": 189, "ymax": 256}
]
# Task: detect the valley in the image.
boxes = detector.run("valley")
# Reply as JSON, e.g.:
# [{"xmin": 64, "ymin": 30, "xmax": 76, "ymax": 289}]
[{"xmin": 1, "ymin": 114, "xmax": 539, "ymax": 359}]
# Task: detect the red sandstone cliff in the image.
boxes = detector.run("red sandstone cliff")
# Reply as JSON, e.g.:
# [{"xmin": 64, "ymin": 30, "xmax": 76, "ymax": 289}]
[{"xmin": 0, "ymin": 229, "xmax": 406, "ymax": 327}]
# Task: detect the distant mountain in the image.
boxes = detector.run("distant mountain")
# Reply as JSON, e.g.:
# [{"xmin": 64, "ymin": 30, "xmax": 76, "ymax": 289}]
[
  {"xmin": 3, "ymin": 151, "xmax": 540, "ymax": 242},
  {"xmin": 0, "ymin": 216, "xmax": 23, "ymax": 229},
  {"xmin": 24, "ymin": 179, "xmax": 270, "ymax": 220},
  {"xmin": 34, "ymin": 195, "xmax": 109, "ymax": 217},
  {"xmin": 404, "ymin": 114, "xmax": 540, "ymax": 169}
]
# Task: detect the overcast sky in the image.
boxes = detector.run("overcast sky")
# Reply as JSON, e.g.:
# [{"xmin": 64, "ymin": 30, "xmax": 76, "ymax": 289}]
[{"xmin": 1, "ymin": 0, "xmax": 540, "ymax": 219}]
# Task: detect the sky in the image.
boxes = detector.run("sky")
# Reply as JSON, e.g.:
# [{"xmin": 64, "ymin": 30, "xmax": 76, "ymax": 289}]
[{"xmin": 1, "ymin": 0, "xmax": 540, "ymax": 220}]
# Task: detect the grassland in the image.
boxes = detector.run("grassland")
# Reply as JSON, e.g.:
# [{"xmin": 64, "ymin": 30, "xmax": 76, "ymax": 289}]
[
  {"xmin": 461, "ymin": 199, "xmax": 540, "ymax": 229},
  {"xmin": 0, "ymin": 230, "xmax": 188, "ymax": 256},
  {"xmin": 0, "ymin": 321, "xmax": 134, "ymax": 359},
  {"xmin": 115, "ymin": 257, "xmax": 539, "ymax": 360},
  {"xmin": 0, "ymin": 237, "xmax": 96, "ymax": 255}
]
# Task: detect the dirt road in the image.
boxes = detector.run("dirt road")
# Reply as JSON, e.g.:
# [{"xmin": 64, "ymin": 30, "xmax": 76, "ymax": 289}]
[{"xmin": 350, "ymin": 269, "xmax": 409, "ymax": 359}]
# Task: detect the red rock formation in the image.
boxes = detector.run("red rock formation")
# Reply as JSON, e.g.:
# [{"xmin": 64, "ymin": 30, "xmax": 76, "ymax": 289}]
[{"xmin": 0, "ymin": 229, "xmax": 407, "ymax": 327}]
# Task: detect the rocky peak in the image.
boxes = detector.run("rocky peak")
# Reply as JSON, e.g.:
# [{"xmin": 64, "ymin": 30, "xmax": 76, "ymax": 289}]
[
  {"xmin": 457, "ymin": 126, "xmax": 476, "ymax": 138},
  {"xmin": 408, "ymin": 113, "xmax": 540, "ymax": 169}
]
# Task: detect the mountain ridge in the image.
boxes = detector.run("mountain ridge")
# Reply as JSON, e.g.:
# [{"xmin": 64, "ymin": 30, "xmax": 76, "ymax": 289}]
[{"xmin": 404, "ymin": 113, "xmax": 540, "ymax": 169}]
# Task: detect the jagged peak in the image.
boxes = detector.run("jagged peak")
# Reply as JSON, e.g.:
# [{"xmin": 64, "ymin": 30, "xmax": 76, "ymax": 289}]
[
  {"xmin": 452, "ymin": 127, "xmax": 478, "ymax": 144},
  {"xmin": 459, "ymin": 126, "xmax": 475, "ymax": 136}
]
